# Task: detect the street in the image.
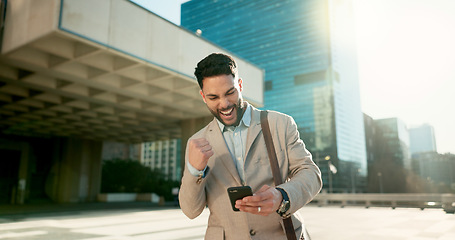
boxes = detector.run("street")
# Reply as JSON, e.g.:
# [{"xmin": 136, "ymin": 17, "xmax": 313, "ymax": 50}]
[{"xmin": 0, "ymin": 205, "xmax": 454, "ymax": 240}]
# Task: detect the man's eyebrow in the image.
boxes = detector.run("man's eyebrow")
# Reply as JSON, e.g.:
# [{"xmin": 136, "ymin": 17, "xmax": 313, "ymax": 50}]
[
  {"xmin": 225, "ymin": 87, "xmax": 235, "ymax": 94},
  {"xmin": 205, "ymin": 87, "xmax": 236, "ymax": 97}
]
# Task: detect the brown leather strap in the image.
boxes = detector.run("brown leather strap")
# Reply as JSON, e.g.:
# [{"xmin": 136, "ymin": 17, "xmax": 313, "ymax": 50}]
[
  {"xmin": 261, "ymin": 111, "xmax": 282, "ymax": 187},
  {"xmin": 260, "ymin": 111, "xmax": 298, "ymax": 240}
]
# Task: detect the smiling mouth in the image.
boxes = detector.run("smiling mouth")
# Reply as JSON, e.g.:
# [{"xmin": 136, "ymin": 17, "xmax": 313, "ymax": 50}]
[{"xmin": 220, "ymin": 107, "xmax": 234, "ymax": 116}]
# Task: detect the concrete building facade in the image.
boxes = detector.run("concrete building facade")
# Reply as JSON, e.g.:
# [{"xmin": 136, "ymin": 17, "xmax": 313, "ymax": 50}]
[{"xmin": 0, "ymin": 0, "xmax": 263, "ymax": 204}]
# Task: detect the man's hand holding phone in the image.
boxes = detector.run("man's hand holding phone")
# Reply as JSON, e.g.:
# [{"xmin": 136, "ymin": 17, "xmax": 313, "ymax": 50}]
[
  {"xmin": 232, "ymin": 185, "xmax": 283, "ymax": 216},
  {"xmin": 228, "ymin": 186, "xmax": 253, "ymax": 211}
]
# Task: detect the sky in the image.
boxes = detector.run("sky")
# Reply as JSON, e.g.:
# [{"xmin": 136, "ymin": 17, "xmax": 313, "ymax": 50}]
[{"xmin": 131, "ymin": 0, "xmax": 454, "ymax": 154}]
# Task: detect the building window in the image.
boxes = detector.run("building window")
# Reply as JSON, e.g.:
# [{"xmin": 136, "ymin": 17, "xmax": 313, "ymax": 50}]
[
  {"xmin": 265, "ymin": 80, "xmax": 273, "ymax": 91},
  {"xmin": 294, "ymin": 70, "xmax": 325, "ymax": 85}
]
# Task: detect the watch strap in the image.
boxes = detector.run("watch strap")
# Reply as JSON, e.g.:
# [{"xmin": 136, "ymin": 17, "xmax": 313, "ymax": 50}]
[
  {"xmin": 276, "ymin": 187, "xmax": 291, "ymax": 217},
  {"xmin": 276, "ymin": 187, "xmax": 289, "ymax": 201}
]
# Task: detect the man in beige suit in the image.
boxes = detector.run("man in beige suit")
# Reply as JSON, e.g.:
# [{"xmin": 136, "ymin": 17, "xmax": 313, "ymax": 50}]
[{"xmin": 179, "ymin": 53, "xmax": 322, "ymax": 240}]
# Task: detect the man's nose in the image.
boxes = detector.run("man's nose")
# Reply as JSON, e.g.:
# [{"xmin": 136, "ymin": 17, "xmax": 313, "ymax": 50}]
[{"xmin": 220, "ymin": 97, "xmax": 230, "ymax": 109}]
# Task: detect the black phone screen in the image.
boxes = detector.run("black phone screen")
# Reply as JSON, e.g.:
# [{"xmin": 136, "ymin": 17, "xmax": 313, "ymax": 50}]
[{"xmin": 227, "ymin": 186, "xmax": 253, "ymax": 211}]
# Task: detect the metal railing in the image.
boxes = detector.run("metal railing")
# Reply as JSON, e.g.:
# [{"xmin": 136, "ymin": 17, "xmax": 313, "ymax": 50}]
[{"xmin": 311, "ymin": 193, "xmax": 455, "ymax": 213}]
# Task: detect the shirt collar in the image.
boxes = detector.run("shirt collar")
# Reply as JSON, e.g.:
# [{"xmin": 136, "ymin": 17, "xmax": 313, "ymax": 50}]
[{"xmin": 216, "ymin": 102, "xmax": 251, "ymax": 132}]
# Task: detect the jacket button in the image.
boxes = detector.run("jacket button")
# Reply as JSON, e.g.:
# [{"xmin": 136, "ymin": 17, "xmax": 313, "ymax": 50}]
[
  {"xmin": 249, "ymin": 229, "xmax": 256, "ymax": 236},
  {"xmin": 196, "ymin": 177, "xmax": 202, "ymax": 184}
]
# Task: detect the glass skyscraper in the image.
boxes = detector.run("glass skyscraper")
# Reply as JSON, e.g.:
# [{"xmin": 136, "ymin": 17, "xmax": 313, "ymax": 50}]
[
  {"xmin": 375, "ymin": 118, "xmax": 411, "ymax": 170},
  {"xmin": 409, "ymin": 124, "xmax": 437, "ymax": 155},
  {"xmin": 182, "ymin": 0, "xmax": 366, "ymax": 192}
]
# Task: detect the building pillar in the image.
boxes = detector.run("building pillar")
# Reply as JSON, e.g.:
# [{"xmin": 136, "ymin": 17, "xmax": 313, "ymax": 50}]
[
  {"xmin": 180, "ymin": 116, "xmax": 212, "ymax": 178},
  {"xmin": 0, "ymin": 139, "xmax": 30, "ymax": 204},
  {"xmin": 46, "ymin": 138, "xmax": 102, "ymax": 203},
  {"xmin": 16, "ymin": 142, "xmax": 30, "ymax": 204}
]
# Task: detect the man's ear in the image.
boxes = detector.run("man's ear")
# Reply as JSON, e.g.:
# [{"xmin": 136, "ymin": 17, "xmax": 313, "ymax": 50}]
[
  {"xmin": 238, "ymin": 78, "xmax": 243, "ymax": 92},
  {"xmin": 200, "ymin": 90, "xmax": 207, "ymax": 103}
]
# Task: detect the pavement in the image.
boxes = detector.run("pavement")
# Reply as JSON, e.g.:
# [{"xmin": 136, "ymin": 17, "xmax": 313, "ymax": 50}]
[
  {"xmin": 0, "ymin": 202, "xmax": 454, "ymax": 240},
  {"xmin": 302, "ymin": 205, "xmax": 455, "ymax": 240},
  {"xmin": 0, "ymin": 201, "xmax": 172, "ymax": 220}
]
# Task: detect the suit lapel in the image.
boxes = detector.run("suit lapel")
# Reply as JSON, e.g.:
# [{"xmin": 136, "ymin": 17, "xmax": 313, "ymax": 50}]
[
  {"xmin": 244, "ymin": 107, "xmax": 262, "ymax": 161},
  {"xmin": 205, "ymin": 119, "xmax": 242, "ymax": 185}
]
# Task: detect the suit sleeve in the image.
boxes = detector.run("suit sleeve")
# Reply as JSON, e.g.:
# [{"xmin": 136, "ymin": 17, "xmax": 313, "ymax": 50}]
[
  {"xmin": 178, "ymin": 139, "xmax": 208, "ymax": 219},
  {"xmin": 278, "ymin": 115, "xmax": 322, "ymax": 214}
]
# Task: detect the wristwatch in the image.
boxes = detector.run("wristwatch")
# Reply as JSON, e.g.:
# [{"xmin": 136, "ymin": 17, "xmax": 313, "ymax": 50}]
[{"xmin": 276, "ymin": 188, "xmax": 291, "ymax": 218}]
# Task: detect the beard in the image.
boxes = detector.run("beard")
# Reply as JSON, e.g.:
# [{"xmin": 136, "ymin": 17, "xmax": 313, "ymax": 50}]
[{"xmin": 209, "ymin": 99, "xmax": 246, "ymax": 127}]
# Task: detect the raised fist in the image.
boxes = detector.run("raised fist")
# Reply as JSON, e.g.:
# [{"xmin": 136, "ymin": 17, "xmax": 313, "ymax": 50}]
[{"xmin": 188, "ymin": 138, "xmax": 214, "ymax": 171}]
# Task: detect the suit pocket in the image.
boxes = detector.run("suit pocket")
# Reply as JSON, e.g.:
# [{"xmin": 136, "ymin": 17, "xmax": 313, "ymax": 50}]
[{"xmin": 205, "ymin": 226, "xmax": 224, "ymax": 240}]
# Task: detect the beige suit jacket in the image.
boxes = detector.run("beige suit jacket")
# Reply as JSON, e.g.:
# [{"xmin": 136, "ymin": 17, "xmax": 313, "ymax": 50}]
[{"xmin": 179, "ymin": 105, "xmax": 322, "ymax": 240}]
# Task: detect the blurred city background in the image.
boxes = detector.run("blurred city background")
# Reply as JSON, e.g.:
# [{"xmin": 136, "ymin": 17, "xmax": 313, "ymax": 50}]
[{"xmin": 0, "ymin": 0, "xmax": 454, "ymax": 239}]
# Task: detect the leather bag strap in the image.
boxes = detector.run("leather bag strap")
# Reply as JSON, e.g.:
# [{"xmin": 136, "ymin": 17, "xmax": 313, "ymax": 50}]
[{"xmin": 260, "ymin": 111, "xmax": 298, "ymax": 240}]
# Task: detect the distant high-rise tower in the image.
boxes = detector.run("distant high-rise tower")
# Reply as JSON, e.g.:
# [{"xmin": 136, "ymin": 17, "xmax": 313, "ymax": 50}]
[
  {"xmin": 365, "ymin": 117, "xmax": 411, "ymax": 192},
  {"xmin": 374, "ymin": 118, "xmax": 411, "ymax": 170},
  {"xmin": 182, "ymin": 0, "xmax": 367, "ymax": 192},
  {"xmin": 409, "ymin": 124, "xmax": 437, "ymax": 155}
]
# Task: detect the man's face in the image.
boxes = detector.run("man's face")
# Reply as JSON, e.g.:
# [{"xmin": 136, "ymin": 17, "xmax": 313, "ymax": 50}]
[{"xmin": 200, "ymin": 74, "xmax": 245, "ymax": 126}]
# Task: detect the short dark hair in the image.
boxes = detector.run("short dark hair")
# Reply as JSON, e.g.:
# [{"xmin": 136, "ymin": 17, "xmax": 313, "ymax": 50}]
[{"xmin": 194, "ymin": 53, "xmax": 238, "ymax": 89}]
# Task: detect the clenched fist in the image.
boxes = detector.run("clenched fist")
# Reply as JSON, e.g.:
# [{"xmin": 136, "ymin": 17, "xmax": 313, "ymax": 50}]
[{"xmin": 188, "ymin": 138, "xmax": 214, "ymax": 171}]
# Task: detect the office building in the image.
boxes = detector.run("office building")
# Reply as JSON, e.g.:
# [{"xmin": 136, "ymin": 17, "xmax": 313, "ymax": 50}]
[
  {"xmin": 363, "ymin": 113, "xmax": 377, "ymax": 164},
  {"xmin": 412, "ymin": 152, "xmax": 455, "ymax": 192},
  {"xmin": 0, "ymin": 0, "xmax": 262, "ymax": 204},
  {"xmin": 365, "ymin": 117, "xmax": 411, "ymax": 192},
  {"xmin": 374, "ymin": 118, "xmax": 411, "ymax": 169},
  {"xmin": 182, "ymin": 0, "xmax": 366, "ymax": 192},
  {"xmin": 363, "ymin": 113, "xmax": 378, "ymax": 192},
  {"xmin": 141, "ymin": 139, "xmax": 182, "ymax": 181},
  {"xmin": 409, "ymin": 124, "xmax": 437, "ymax": 155}
]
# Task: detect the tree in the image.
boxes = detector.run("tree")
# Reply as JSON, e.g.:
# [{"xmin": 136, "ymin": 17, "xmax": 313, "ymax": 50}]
[{"xmin": 100, "ymin": 159, "xmax": 180, "ymax": 200}]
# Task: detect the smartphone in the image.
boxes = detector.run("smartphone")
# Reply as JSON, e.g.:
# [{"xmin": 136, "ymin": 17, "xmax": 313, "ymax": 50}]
[{"xmin": 227, "ymin": 186, "xmax": 253, "ymax": 211}]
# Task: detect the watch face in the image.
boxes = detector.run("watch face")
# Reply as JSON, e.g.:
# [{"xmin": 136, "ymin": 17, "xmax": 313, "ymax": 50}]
[
  {"xmin": 279, "ymin": 200, "xmax": 290, "ymax": 213},
  {"xmin": 284, "ymin": 200, "xmax": 290, "ymax": 210}
]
